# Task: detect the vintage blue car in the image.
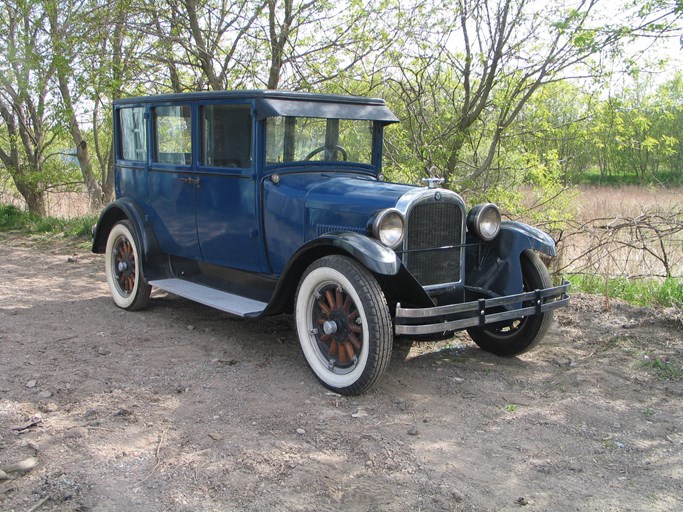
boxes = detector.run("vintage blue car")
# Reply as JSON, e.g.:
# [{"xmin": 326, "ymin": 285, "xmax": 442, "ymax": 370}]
[{"xmin": 92, "ymin": 90, "xmax": 569, "ymax": 395}]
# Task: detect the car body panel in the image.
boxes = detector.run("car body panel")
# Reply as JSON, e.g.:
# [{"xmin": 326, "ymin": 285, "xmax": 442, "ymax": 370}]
[{"xmin": 262, "ymin": 172, "xmax": 411, "ymax": 273}]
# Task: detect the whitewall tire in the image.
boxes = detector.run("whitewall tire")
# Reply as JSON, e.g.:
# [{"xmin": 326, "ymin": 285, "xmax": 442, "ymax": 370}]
[
  {"xmin": 105, "ymin": 220, "xmax": 151, "ymax": 311},
  {"xmin": 295, "ymin": 255, "xmax": 392, "ymax": 395}
]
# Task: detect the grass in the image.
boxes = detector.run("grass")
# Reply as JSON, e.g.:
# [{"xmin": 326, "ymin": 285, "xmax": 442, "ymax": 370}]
[
  {"xmin": 639, "ymin": 358, "xmax": 683, "ymax": 380},
  {"xmin": 574, "ymin": 168, "xmax": 683, "ymax": 187},
  {"xmin": 574, "ymin": 184, "xmax": 683, "ymax": 221},
  {"xmin": 568, "ymin": 273, "xmax": 683, "ymax": 308},
  {"xmin": 0, "ymin": 204, "xmax": 97, "ymax": 238}
]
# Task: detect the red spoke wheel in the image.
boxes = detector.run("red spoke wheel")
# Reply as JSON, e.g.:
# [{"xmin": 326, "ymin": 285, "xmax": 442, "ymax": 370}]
[
  {"xmin": 313, "ymin": 283, "xmax": 363, "ymax": 367},
  {"xmin": 295, "ymin": 255, "xmax": 392, "ymax": 395},
  {"xmin": 105, "ymin": 220, "xmax": 151, "ymax": 311}
]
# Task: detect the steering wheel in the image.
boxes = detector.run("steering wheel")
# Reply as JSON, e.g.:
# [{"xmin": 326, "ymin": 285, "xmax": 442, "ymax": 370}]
[{"xmin": 303, "ymin": 144, "xmax": 348, "ymax": 161}]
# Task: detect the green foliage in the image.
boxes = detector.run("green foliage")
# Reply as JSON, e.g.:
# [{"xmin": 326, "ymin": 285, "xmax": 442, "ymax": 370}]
[
  {"xmin": 0, "ymin": 204, "xmax": 96, "ymax": 238},
  {"xmin": 577, "ymin": 73, "xmax": 683, "ymax": 185},
  {"xmin": 0, "ymin": 204, "xmax": 30, "ymax": 231},
  {"xmin": 568, "ymin": 273, "xmax": 683, "ymax": 308},
  {"xmin": 462, "ymin": 147, "xmax": 579, "ymax": 229}
]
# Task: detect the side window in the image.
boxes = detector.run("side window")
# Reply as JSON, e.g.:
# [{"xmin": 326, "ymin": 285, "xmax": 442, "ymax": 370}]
[
  {"xmin": 265, "ymin": 116, "xmax": 286, "ymax": 164},
  {"xmin": 154, "ymin": 105, "xmax": 191, "ymax": 165},
  {"xmin": 202, "ymin": 104, "xmax": 252, "ymax": 168},
  {"xmin": 118, "ymin": 107, "xmax": 147, "ymax": 161}
]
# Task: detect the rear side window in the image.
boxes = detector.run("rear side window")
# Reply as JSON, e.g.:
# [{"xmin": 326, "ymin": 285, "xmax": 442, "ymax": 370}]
[
  {"xmin": 118, "ymin": 107, "xmax": 147, "ymax": 161},
  {"xmin": 202, "ymin": 104, "xmax": 252, "ymax": 168},
  {"xmin": 154, "ymin": 105, "xmax": 191, "ymax": 165}
]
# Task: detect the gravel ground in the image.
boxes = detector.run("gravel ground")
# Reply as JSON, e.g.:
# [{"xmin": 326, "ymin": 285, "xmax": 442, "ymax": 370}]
[{"xmin": 1, "ymin": 232, "xmax": 682, "ymax": 511}]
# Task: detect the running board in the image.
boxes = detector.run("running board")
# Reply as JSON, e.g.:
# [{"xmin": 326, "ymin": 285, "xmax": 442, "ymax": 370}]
[{"xmin": 148, "ymin": 278, "xmax": 267, "ymax": 317}]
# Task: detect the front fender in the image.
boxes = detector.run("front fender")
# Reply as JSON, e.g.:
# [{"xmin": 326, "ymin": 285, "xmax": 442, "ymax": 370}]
[
  {"xmin": 498, "ymin": 221, "xmax": 557, "ymax": 257},
  {"xmin": 465, "ymin": 221, "xmax": 557, "ymax": 297},
  {"xmin": 264, "ymin": 231, "xmax": 435, "ymax": 315},
  {"xmin": 311, "ymin": 231, "xmax": 401, "ymax": 275}
]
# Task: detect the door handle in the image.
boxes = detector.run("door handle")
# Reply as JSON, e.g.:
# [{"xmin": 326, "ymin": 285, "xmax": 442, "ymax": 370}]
[{"xmin": 178, "ymin": 177, "xmax": 200, "ymax": 186}]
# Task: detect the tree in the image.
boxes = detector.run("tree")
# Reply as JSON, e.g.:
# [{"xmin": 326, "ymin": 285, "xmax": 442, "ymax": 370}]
[
  {"xmin": 0, "ymin": 0, "xmax": 57, "ymax": 215},
  {"xmin": 45, "ymin": 0, "xmax": 105, "ymax": 210},
  {"xmin": 378, "ymin": 0, "xmax": 682, "ymax": 191},
  {"xmin": 47, "ymin": 0, "xmax": 151, "ymax": 204},
  {"xmin": 259, "ymin": 0, "xmax": 400, "ymax": 90},
  {"xmin": 137, "ymin": 0, "xmax": 266, "ymax": 91},
  {"xmin": 511, "ymin": 81, "xmax": 593, "ymax": 185}
]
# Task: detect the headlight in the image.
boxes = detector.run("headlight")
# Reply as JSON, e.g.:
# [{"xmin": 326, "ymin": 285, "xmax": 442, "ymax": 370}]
[
  {"xmin": 372, "ymin": 209, "xmax": 405, "ymax": 249},
  {"xmin": 467, "ymin": 203, "xmax": 501, "ymax": 241}
]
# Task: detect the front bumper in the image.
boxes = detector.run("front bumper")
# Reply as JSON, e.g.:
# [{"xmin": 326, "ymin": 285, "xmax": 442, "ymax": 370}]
[{"xmin": 394, "ymin": 280, "xmax": 570, "ymax": 336}]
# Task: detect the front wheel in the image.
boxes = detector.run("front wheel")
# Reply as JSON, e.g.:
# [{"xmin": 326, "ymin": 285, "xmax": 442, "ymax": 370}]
[
  {"xmin": 467, "ymin": 250, "xmax": 553, "ymax": 356},
  {"xmin": 104, "ymin": 220, "xmax": 151, "ymax": 311},
  {"xmin": 295, "ymin": 255, "xmax": 392, "ymax": 395}
]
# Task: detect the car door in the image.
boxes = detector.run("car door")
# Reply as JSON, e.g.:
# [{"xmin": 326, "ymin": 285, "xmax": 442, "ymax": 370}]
[
  {"xmin": 146, "ymin": 103, "xmax": 202, "ymax": 260},
  {"xmin": 194, "ymin": 102, "xmax": 266, "ymax": 272}
]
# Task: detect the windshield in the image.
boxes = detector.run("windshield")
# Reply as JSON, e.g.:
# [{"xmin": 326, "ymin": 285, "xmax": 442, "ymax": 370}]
[{"xmin": 265, "ymin": 116, "xmax": 374, "ymax": 166}]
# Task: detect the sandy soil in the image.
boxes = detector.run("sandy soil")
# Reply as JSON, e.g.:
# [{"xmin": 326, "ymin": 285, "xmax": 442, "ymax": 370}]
[{"xmin": 1, "ymin": 232, "xmax": 682, "ymax": 512}]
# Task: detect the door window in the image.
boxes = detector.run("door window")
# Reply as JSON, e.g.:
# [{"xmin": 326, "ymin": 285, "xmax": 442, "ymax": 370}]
[
  {"xmin": 118, "ymin": 107, "xmax": 147, "ymax": 161},
  {"xmin": 201, "ymin": 104, "xmax": 252, "ymax": 168},
  {"xmin": 154, "ymin": 105, "xmax": 192, "ymax": 165}
]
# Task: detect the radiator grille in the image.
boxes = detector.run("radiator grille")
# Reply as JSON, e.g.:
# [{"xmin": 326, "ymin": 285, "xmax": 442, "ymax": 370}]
[{"xmin": 405, "ymin": 201, "xmax": 463, "ymax": 286}]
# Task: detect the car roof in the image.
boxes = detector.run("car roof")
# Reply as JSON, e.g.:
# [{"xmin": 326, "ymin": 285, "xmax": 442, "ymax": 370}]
[{"xmin": 113, "ymin": 90, "xmax": 399, "ymax": 123}]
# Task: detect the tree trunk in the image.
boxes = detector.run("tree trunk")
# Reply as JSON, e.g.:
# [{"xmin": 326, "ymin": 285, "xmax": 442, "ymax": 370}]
[
  {"xmin": 0, "ymin": 102, "xmax": 47, "ymax": 216},
  {"xmin": 103, "ymin": 144, "xmax": 115, "ymax": 202},
  {"xmin": 14, "ymin": 181, "xmax": 47, "ymax": 216},
  {"xmin": 76, "ymin": 139, "xmax": 103, "ymax": 210},
  {"xmin": 25, "ymin": 191, "xmax": 47, "ymax": 217},
  {"xmin": 267, "ymin": 0, "xmax": 293, "ymax": 90}
]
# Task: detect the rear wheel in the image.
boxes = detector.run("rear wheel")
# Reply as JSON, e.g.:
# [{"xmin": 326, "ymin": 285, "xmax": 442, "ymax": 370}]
[
  {"xmin": 295, "ymin": 255, "xmax": 392, "ymax": 395},
  {"xmin": 105, "ymin": 220, "xmax": 151, "ymax": 311},
  {"xmin": 467, "ymin": 250, "xmax": 553, "ymax": 356}
]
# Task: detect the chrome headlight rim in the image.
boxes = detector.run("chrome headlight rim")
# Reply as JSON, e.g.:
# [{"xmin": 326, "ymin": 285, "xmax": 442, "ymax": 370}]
[
  {"xmin": 467, "ymin": 203, "xmax": 501, "ymax": 242},
  {"xmin": 372, "ymin": 208, "xmax": 405, "ymax": 249}
]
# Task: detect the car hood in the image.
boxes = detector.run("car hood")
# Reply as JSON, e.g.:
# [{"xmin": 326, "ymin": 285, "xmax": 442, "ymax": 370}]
[{"xmin": 304, "ymin": 174, "xmax": 414, "ymax": 215}]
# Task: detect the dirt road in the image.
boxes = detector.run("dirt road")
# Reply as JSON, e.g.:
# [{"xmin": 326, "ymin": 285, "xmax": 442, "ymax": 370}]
[{"xmin": 1, "ymin": 233, "xmax": 682, "ymax": 511}]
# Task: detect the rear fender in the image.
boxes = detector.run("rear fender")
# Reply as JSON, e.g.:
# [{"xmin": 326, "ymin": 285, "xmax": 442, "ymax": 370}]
[
  {"xmin": 91, "ymin": 198, "xmax": 166, "ymax": 279},
  {"xmin": 465, "ymin": 221, "xmax": 556, "ymax": 297},
  {"xmin": 92, "ymin": 199, "xmax": 145, "ymax": 254}
]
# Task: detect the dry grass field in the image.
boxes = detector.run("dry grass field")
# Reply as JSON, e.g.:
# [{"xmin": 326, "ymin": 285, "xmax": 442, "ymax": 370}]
[
  {"xmin": 574, "ymin": 185, "xmax": 682, "ymax": 221},
  {"xmin": 554, "ymin": 186, "xmax": 683, "ymax": 280}
]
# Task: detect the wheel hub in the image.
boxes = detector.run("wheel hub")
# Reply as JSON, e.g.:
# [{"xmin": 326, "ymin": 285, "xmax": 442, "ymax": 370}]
[{"xmin": 322, "ymin": 320, "xmax": 338, "ymax": 335}]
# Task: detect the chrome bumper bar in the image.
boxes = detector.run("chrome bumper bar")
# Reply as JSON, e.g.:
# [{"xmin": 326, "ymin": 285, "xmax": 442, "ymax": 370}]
[{"xmin": 394, "ymin": 280, "xmax": 570, "ymax": 336}]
